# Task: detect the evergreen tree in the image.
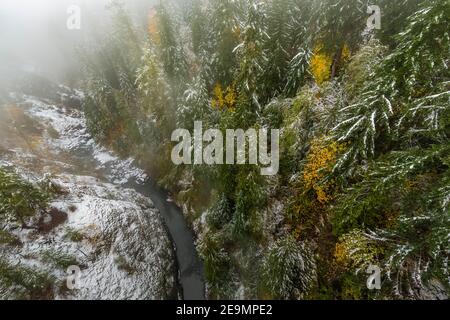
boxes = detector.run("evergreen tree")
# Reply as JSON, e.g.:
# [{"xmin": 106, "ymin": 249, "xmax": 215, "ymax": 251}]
[
  {"xmin": 79, "ymin": 0, "xmax": 450, "ymax": 300},
  {"xmin": 0, "ymin": 168, "xmax": 49, "ymax": 228},
  {"xmin": 206, "ymin": 0, "xmax": 242, "ymax": 88},
  {"xmin": 154, "ymin": 4, "xmax": 189, "ymax": 93},
  {"xmin": 261, "ymin": 236, "xmax": 316, "ymax": 299}
]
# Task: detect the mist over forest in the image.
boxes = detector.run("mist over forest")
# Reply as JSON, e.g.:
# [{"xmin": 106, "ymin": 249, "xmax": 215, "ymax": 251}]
[
  {"xmin": 0, "ymin": 0, "xmax": 448, "ymax": 302},
  {"xmin": 0, "ymin": 0, "xmax": 163, "ymax": 81}
]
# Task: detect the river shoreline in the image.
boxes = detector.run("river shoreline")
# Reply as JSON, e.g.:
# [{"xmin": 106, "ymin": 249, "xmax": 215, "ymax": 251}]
[{"xmin": 0, "ymin": 84, "xmax": 204, "ymax": 300}]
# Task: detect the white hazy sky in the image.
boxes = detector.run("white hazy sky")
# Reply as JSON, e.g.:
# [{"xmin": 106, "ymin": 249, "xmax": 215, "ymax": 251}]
[{"xmin": 0, "ymin": 0, "xmax": 159, "ymax": 81}]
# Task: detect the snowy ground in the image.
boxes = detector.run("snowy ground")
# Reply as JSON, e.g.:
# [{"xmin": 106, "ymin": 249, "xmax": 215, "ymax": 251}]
[{"xmin": 0, "ymin": 89, "xmax": 176, "ymax": 299}]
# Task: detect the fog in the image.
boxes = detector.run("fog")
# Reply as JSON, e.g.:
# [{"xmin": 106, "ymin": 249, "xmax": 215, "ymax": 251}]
[{"xmin": 0, "ymin": 0, "xmax": 160, "ymax": 83}]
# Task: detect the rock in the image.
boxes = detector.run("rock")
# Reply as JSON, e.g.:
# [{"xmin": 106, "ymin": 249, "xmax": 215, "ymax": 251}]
[
  {"xmin": 0, "ymin": 173, "xmax": 176, "ymax": 300},
  {"xmin": 54, "ymin": 174, "xmax": 177, "ymax": 300}
]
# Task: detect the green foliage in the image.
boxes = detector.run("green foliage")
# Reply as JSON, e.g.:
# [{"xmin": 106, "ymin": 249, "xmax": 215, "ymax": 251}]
[
  {"xmin": 81, "ymin": 0, "xmax": 450, "ymax": 299},
  {"xmin": 136, "ymin": 49, "xmax": 175, "ymax": 132},
  {"xmin": 155, "ymin": 4, "xmax": 188, "ymax": 90},
  {"xmin": 234, "ymin": 0, "xmax": 268, "ymax": 103},
  {"xmin": 207, "ymin": 194, "xmax": 234, "ymax": 230},
  {"xmin": 64, "ymin": 228, "xmax": 85, "ymax": 243},
  {"xmin": 333, "ymin": 145, "xmax": 450, "ymax": 235},
  {"xmin": 0, "ymin": 229, "xmax": 21, "ymax": 246},
  {"xmin": 260, "ymin": 0, "xmax": 315, "ymax": 100},
  {"xmin": 188, "ymin": 0, "xmax": 208, "ymax": 56},
  {"xmin": 0, "ymin": 168, "xmax": 50, "ymax": 226},
  {"xmin": 0, "ymin": 259, "xmax": 54, "ymax": 299},
  {"xmin": 333, "ymin": 144, "xmax": 450, "ymax": 297},
  {"xmin": 205, "ymin": 0, "xmax": 241, "ymax": 87},
  {"xmin": 343, "ymin": 39, "xmax": 387, "ymax": 100},
  {"xmin": 375, "ymin": 0, "xmax": 424, "ymax": 48},
  {"xmin": 317, "ymin": 0, "xmax": 367, "ymax": 53},
  {"xmin": 80, "ymin": 3, "xmax": 145, "ymax": 156},
  {"xmin": 198, "ymin": 231, "xmax": 231, "ymax": 292},
  {"xmin": 40, "ymin": 250, "xmax": 79, "ymax": 270},
  {"xmin": 261, "ymin": 236, "xmax": 316, "ymax": 299},
  {"xmin": 333, "ymin": 0, "xmax": 450, "ymax": 173},
  {"xmin": 336, "ymin": 229, "xmax": 383, "ymax": 271},
  {"xmin": 233, "ymin": 167, "xmax": 265, "ymax": 237},
  {"xmin": 177, "ymin": 76, "xmax": 213, "ymax": 130}
]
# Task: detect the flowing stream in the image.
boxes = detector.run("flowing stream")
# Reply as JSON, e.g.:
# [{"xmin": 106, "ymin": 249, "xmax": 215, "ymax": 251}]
[
  {"xmin": 126, "ymin": 180, "xmax": 205, "ymax": 300},
  {"xmin": 61, "ymin": 104, "xmax": 206, "ymax": 300},
  {"xmin": 1, "ymin": 83, "xmax": 205, "ymax": 299}
]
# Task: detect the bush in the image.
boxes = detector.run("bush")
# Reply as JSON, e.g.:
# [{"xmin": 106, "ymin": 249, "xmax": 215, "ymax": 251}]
[
  {"xmin": 40, "ymin": 250, "xmax": 79, "ymax": 270},
  {"xmin": 198, "ymin": 231, "xmax": 230, "ymax": 292},
  {"xmin": 261, "ymin": 236, "xmax": 316, "ymax": 299},
  {"xmin": 0, "ymin": 168, "xmax": 50, "ymax": 226},
  {"xmin": 0, "ymin": 229, "xmax": 21, "ymax": 246},
  {"xmin": 0, "ymin": 259, "xmax": 54, "ymax": 299},
  {"xmin": 206, "ymin": 194, "xmax": 234, "ymax": 230}
]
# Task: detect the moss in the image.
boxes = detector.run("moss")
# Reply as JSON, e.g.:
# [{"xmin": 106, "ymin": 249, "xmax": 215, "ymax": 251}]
[{"xmin": 46, "ymin": 126, "xmax": 60, "ymax": 139}]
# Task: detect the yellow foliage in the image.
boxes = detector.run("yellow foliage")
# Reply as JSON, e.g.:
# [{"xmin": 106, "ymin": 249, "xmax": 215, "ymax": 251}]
[
  {"xmin": 211, "ymin": 83, "xmax": 237, "ymax": 110},
  {"xmin": 303, "ymin": 138, "xmax": 346, "ymax": 204},
  {"xmin": 334, "ymin": 230, "xmax": 381, "ymax": 270},
  {"xmin": 310, "ymin": 44, "xmax": 352, "ymax": 85},
  {"xmin": 334, "ymin": 241, "xmax": 349, "ymax": 266},
  {"xmin": 310, "ymin": 45, "xmax": 332, "ymax": 85},
  {"xmin": 224, "ymin": 88, "xmax": 236, "ymax": 107},
  {"xmin": 341, "ymin": 44, "xmax": 351, "ymax": 62}
]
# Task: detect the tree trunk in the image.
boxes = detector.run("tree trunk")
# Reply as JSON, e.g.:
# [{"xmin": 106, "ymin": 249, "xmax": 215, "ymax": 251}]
[{"xmin": 330, "ymin": 46, "xmax": 344, "ymax": 80}]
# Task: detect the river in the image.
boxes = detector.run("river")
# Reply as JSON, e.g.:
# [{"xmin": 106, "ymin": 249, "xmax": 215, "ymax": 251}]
[{"xmin": 0, "ymin": 79, "xmax": 205, "ymax": 299}]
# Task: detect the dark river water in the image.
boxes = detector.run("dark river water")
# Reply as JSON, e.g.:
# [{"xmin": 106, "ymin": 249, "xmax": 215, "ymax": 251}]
[
  {"xmin": 0, "ymin": 73, "xmax": 205, "ymax": 299},
  {"xmin": 127, "ymin": 180, "xmax": 205, "ymax": 300},
  {"xmin": 69, "ymin": 108, "xmax": 206, "ymax": 300}
]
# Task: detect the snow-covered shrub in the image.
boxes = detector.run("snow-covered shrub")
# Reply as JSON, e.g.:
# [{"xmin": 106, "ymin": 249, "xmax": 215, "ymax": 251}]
[
  {"xmin": 0, "ymin": 259, "xmax": 55, "ymax": 300},
  {"xmin": 207, "ymin": 194, "xmax": 234, "ymax": 230},
  {"xmin": 198, "ymin": 230, "xmax": 231, "ymax": 293},
  {"xmin": 261, "ymin": 236, "xmax": 316, "ymax": 299},
  {"xmin": 0, "ymin": 168, "xmax": 49, "ymax": 227}
]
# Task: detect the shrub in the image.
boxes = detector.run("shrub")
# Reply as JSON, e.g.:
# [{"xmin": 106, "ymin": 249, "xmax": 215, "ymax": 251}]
[
  {"xmin": 0, "ymin": 229, "xmax": 21, "ymax": 246},
  {"xmin": 0, "ymin": 168, "xmax": 50, "ymax": 227},
  {"xmin": 261, "ymin": 236, "xmax": 316, "ymax": 299},
  {"xmin": 0, "ymin": 259, "xmax": 54, "ymax": 299},
  {"xmin": 198, "ymin": 231, "xmax": 230, "ymax": 290},
  {"xmin": 40, "ymin": 250, "xmax": 79, "ymax": 270}
]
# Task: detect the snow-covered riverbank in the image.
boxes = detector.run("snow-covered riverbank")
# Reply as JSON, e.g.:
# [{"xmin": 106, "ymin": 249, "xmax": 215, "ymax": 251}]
[{"xmin": 0, "ymin": 88, "xmax": 178, "ymax": 299}]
